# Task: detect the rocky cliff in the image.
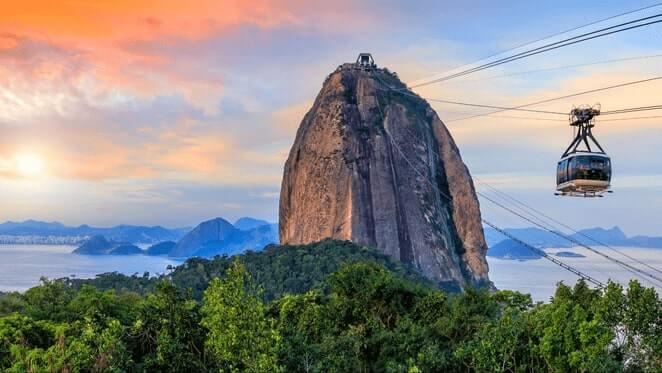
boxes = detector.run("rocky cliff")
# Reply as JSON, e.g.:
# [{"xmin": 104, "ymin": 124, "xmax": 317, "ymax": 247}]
[{"xmin": 279, "ymin": 62, "xmax": 490, "ymax": 289}]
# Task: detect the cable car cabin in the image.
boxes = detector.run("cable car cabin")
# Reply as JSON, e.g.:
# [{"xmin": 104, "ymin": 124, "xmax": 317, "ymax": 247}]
[
  {"xmin": 556, "ymin": 153, "xmax": 611, "ymax": 197},
  {"xmin": 555, "ymin": 106, "xmax": 612, "ymax": 197}
]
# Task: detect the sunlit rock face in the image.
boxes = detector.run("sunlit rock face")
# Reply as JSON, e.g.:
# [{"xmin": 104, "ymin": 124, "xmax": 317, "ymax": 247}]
[{"xmin": 279, "ymin": 63, "xmax": 490, "ymax": 289}]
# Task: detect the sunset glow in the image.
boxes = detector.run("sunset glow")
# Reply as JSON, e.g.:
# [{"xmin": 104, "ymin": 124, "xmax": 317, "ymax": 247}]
[
  {"xmin": 0, "ymin": 0, "xmax": 660, "ymax": 232},
  {"xmin": 14, "ymin": 153, "xmax": 44, "ymax": 178}
]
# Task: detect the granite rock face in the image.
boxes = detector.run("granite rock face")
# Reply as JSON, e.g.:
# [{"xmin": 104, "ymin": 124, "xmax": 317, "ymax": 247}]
[{"xmin": 279, "ymin": 63, "xmax": 490, "ymax": 288}]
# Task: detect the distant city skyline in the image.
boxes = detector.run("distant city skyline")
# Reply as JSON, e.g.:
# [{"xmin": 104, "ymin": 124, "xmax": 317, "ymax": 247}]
[{"xmin": 1, "ymin": 1, "xmax": 661, "ymax": 234}]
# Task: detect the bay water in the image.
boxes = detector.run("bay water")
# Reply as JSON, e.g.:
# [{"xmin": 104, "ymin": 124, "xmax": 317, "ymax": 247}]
[{"xmin": 0, "ymin": 244, "xmax": 659, "ymax": 302}]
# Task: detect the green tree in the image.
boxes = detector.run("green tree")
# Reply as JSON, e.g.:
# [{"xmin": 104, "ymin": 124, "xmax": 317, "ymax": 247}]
[
  {"xmin": 133, "ymin": 280, "xmax": 206, "ymax": 372},
  {"xmin": 22, "ymin": 277, "xmax": 73, "ymax": 322},
  {"xmin": 457, "ymin": 307, "xmax": 543, "ymax": 372},
  {"xmin": 533, "ymin": 281, "xmax": 619, "ymax": 372},
  {"xmin": 201, "ymin": 260, "xmax": 281, "ymax": 372},
  {"xmin": 622, "ymin": 280, "xmax": 661, "ymax": 371}
]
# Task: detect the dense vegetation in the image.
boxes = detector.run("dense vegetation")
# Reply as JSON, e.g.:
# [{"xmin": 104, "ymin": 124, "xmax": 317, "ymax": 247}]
[
  {"xmin": 0, "ymin": 240, "xmax": 660, "ymax": 372},
  {"xmin": 65, "ymin": 239, "xmax": 435, "ymax": 300}
]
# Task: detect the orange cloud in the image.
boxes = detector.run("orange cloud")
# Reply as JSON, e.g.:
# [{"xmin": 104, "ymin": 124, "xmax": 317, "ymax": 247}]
[
  {"xmin": 0, "ymin": 1, "xmax": 298, "ymax": 43},
  {"xmin": 0, "ymin": 0, "xmax": 379, "ymax": 122}
]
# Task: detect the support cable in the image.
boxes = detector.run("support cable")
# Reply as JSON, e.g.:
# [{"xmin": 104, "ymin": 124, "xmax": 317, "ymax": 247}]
[
  {"xmin": 477, "ymin": 191, "xmax": 662, "ymax": 287},
  {"xmin": 477, "ymin": 180, "xmax": 662, "ymax": 276},
  {"xmin": 374, "ymin": 72, "xmax": 662, "ymax": 287},
  {"xmin": 371, "ymin": 72, "xmax": 607, "ymax": 288},
  {"xmin": 434, "ymin": 54, "xmax": 662, "ymax": 85},
  {"xmin": 410, "ymin": 15, "xmax": 662, "ymax": 87},
  {"xmin": 445, "ymin": 76, "xmax": 662, "ymax": 122},
  {"xmin": 407, "ymin": 2, "xmax": 662, "ymax": 86}
]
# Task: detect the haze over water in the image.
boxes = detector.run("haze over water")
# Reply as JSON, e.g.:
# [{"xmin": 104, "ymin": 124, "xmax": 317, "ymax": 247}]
[
  {"xmin": 0, "ymin": 245, "xmax": 181, "ymax": 292},
  {"xmin": 488, "ymin": 247, "xmax": 662, "ymax": 301},
  {"xmin": 1, "ymin": 244, "xmax": 658, "ymax": 302}
]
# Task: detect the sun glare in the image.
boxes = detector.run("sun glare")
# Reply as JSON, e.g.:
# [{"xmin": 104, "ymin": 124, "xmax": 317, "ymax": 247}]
[{"xmin": 15, "ymin": 153, "xmax": 44, "ymax": 177}]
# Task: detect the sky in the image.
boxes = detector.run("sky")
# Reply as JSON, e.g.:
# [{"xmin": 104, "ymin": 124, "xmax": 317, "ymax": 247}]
[{"xmin": 0, "ymin": 0, "xmax": 661, "ymax": 235}]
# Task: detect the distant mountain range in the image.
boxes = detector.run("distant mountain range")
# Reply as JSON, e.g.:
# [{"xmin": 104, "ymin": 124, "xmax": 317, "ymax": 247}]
[
  {"xmin": 485, "ymin": 226, "xmax": 662, "ymax": 249},
  {"xmin": 4, "ymin": 218, "xmax": 659, "ymax": 260},
  {"xmin": 70, "ymin": 217, "xmax": 279, "ymax": 258},
  {"xmin": 0, "ymin": 220, "xmax": 190, "ymax": 244},
  {"xmin": 486, "ymin": 226, "xmax": 662, "ymax": 260}
]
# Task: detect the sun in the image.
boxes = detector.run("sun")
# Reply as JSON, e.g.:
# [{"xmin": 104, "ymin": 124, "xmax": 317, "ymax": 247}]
[{"xmin": 15, "ymin": 153, "xmax": 44, "ymax": 177}]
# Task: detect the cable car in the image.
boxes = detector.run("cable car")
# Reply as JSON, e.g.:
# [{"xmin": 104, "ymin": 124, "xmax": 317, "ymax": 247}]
[{"xmin": 556, "ymin": 106, "xmax": 612, "ymax": 197}]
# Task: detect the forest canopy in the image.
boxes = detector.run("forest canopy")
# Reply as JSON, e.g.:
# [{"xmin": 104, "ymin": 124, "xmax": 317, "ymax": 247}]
[{"xmin": 0, "ymin": 240, "xmax": 659, "ymax": 372}]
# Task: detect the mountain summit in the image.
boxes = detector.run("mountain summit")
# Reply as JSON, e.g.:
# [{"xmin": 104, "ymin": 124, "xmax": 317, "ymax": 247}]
[{"xmin": 279, "ymin": 58, "xmax": 490, "ymax": 289}]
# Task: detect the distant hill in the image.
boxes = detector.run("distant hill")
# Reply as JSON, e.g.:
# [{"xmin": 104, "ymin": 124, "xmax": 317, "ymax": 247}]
[
  {"xmin": 67, "ymin": 239, "xmax": 435, "ymax": 300},
  {"xmin": 572, "ymin": 226, "xmax": 627, "ymax": 244},
  {"xmin": 487, "ymin": 239, "xmax": 542, "ymax": 260},
  {"xmin": 170, "ymin": 217, "xmax": 278, "ymax": 257},
  {"xmin": 555, "ymin": 251, "xmax": 585, "ymax": 258},
  {"xmin": 72, "ymin": 235, "xmax": 114, "ymax": 255},
  {"xmin": 233, "ymin": 217, "xmax": 273, "ymax": 231},
  {"xmin": 484, "ymin": 227, "xmax": 570, "ymax": 248},
  {"xmin": 109, "ymin": 244, "xmax": 143, "ymax": 255},
  {"xmin": 627, "ymin": 235, "xmax": 662, "ymax": 248},
  {"xmin": 485, "ymin": 226, "xmax": 662, "ymax": 250},
  {"xmin": 145, "ymin": 241, "xmax": 176, "ymax": 256},
  {"xmin": 72, "ymin": 235, "xmax": 142, "ymax": 255},
  {"xmin": 61, "ymin": 216, "xmax": 279, "ymax": 257},
  {"xmin": 0, "ymin": 220, "xmax": 189, "ymax": 244}
]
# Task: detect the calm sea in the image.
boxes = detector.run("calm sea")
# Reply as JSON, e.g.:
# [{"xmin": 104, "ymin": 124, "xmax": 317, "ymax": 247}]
[
  {"xmin": 0, "ymin": 245, "xmax": 182, "ymax": 292},
  {"xmin": 0, "ymin": 245, "xmax": 660, "ymax": 302},
  {"xmin": 488, "ymin": 247, "xmax": 662, "ymax": 302}
]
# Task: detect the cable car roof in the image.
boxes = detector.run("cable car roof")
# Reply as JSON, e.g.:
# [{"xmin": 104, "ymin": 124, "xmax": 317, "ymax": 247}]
[{"xmin": 559, "ymin": 152, "xmax": 611, "ymax": 162}]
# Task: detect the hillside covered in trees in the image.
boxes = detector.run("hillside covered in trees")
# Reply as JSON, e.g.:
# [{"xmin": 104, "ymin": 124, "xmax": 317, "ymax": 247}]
[
  {"xmin": 0, "ymin": 240, "xmax": 660, "ymax": 371},
  {"xmin": 63, "ymin": 239, "xmax": 437, "ymax": 300}
]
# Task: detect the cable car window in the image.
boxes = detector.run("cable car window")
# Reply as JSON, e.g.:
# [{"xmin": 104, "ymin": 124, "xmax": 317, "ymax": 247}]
[
  {"xmin": 568, "ymin": 156, "xmax": 611, "ymax": 181},
  {"xmin": 568, "ymin": 157, "xmax": 578, "ymax": 180},
  {"xmin": 557, "ymin": 160, "xmax": 568, "ymax": 184},
  {"xmin": 590, "ymin": 157, "xmax": 605, "ymax": 169}
]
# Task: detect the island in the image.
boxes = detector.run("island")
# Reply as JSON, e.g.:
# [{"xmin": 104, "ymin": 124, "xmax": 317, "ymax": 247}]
[
  {"xmin": 487, "ymin": 239, "xmax": 542, "ymax": 260},
  {"xmin": 554, "ymin": 251, "xmax": 586, "ymax": 258}
]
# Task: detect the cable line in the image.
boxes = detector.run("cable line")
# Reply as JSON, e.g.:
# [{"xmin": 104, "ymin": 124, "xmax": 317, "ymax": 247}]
[
  {"xmin": 378, "ymin": 73, "xmax": 662, "ymax": 123},
  {"xmin": 477, "ymin": 191, "xmax": 662, "ymax": 287},
  {"xmin": 602, "ymin": 115, "xmax": 662, "ymax": 122},
  {"xmin": 477, "ymin": 179, "xmax": 662, "ymax": 276},
  {"xmin": 602, "ymin": 105, "xmax": 662, "ymax": 115},
  {"xmin": 424, "ymin": 98, "xmax": 567, "ymax": 115},
  {"xmin": 388, "ymin": 125, "xmax": 607, "ymax": 287},
  {"xmin": 410, "ymin": 14, "xmax": 662, "ymax": 88},
  {"xmin": 375, "ymin": 79, "xmax": 566, "ymax": 115},
  {"xmin": 446, "ymin": 76, "xmax": 662, "ymax": 122},
  {"xmin": 436, "ymin": 54, "xmax": 662, "ymax": 85},
  {"xmin": 438, "ymin": 114, "xmax": 662, "ymax": 123},
  {"xmin": 397, "ymin": 115, "xmax": 647, "ymax": 285},
  {"xmin": 407, "ymin": 2, "xmax": 662, "ymax": 86},
  {"xmin": 482, "ymin": 221, "xmax": 605, "ymax": 288},
  {"xmin": 371, "ymin": 73, "xmax": 608, "ymax": 288},
  {"xmin": 393, "ymin": 116, "xmax": 655, "ymax": 283},
  {"xmin": 374, "ymin": 73, "xmax": 662, "ymax": 287}
]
